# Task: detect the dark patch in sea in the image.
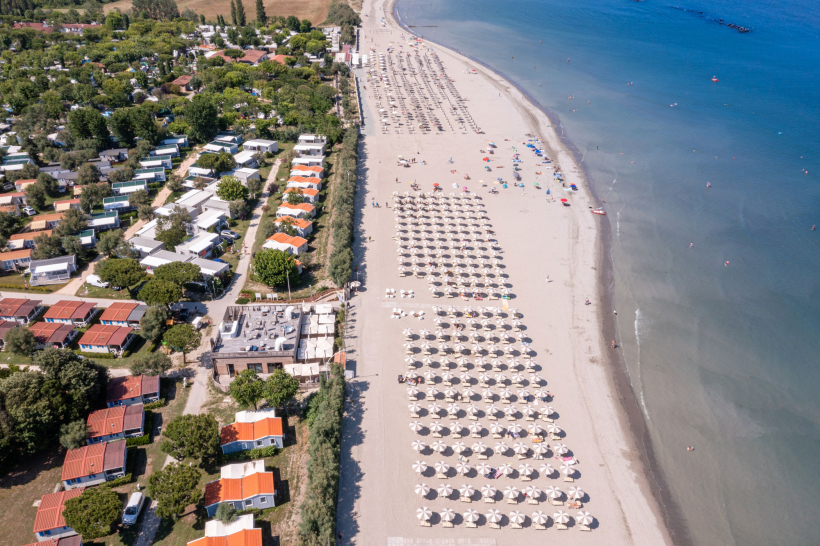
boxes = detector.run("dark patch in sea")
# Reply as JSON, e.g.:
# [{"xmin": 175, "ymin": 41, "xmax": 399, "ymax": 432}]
[{"xmin": 670, "ymin": 6, "xmax": 751, "ymax": 33}]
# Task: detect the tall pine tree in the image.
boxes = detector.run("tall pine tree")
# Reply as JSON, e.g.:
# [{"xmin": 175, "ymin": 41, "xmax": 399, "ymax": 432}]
[
  {"xmin": 236, "ymin": 0, "xmax": 246, "ymax": 26},
  {"xmin": 230, "ymin": 0, "xmax": 237, "ymax": 25},
  {"xmin": 255, "ymin": 0, "xmax": 266, "ymax": 25}
]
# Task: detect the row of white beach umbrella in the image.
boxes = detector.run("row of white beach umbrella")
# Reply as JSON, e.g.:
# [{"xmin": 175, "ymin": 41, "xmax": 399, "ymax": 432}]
[
  {"xmin": 415, "ymin": 506, "xmax": 593, "ymax": 527},
  {"xmin": 415, "ymin": 482, "xmax": 585, "ymax": 500}
]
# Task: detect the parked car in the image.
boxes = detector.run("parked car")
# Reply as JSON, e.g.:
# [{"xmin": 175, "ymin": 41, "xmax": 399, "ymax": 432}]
[
  {"xmin": 86, "ymin": 275, "xmax": 109, "ymax": 288},
  {"xmin": 178, "ymin": 308, "xmax": 189, "ymax": 321},
  {"xmin": 2, "ymin": 183, "xmax": 13, "ymax": 191},
  {"xmin": 220, "ymin": 230, "xmax": 240, "ymax": 240},
  {"xmin": 122, "ymin": 492, "xmax": 145, "ymax": 526},
  {"xmin": 22, "ymin": 206, "xmax": 36, "ymax": 216}
]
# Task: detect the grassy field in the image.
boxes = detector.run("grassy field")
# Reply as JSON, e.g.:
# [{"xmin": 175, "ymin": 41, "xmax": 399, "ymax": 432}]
[
  {"xmin": 0, "ymin": 272, "xmax": 69, "ymax": 294},
  {"xmin": 103, "ymin": 0, "xmax": 333, "ymax": 25}
]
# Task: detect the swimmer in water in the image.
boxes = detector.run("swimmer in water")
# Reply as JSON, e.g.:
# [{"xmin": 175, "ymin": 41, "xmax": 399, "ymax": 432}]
[
  {"xmin": 690, "ymin": 243, "xmax": 694, "ymax": 248},
  {"xmin": 707, "ymin": 182, "xmax": 711, "ymax": 188},
  {"xmin": 687, "ymin": 446, "xmax": 695, "ymax": 451},
  {"xmin": 725, "ymin": 261, "xmax": 730, "ymax": 267}
]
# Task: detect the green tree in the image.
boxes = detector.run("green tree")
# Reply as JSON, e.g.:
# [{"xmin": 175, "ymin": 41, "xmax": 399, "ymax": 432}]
[
  {"xmin": 216, "ymin": 175, "xmax": 248, "ymax": 202},
  {"xmin": 148, "ymin": 463, "xmax": 201, "ymax": 520},
  {"xmin": 3, "ymin": 326, "xmax": 35, "ymax": 356},
  {"xmin": 223, "ymin": 49, "xmax": 244, "ymax": 59},
  {"xmin": 32, "ymin": 233, "xmax": 65, "ymax": 260},
  {"xmin": 286, "ymin": 189, "xmax": 304, "ymax": 204},
  {"xmin": 96, "ymin": 257, "xmax": 146, "ymax": 290},
  {"xmin": 77, "ymin": 163, "xmax": 101, "ymax": 186},
  {"xmin": 153, "ymin": 262, "xmax": 201, "ymax": 286},
  {"xmin": 236, "ymin": 0, "xmax": 246, "ymax": 25},
  {"xmin": 79, "ymin": 182, "xmax": 111, "ymax": 212},
  {"xmin": 229, "ymin": 370, "xmax": 266, "ymax": 410},
  {"xmin": 62, "ymin": 487, "xmax": 121, "ymax": 539},
  {"xmin": 155, "ymin": 205, "xmax": 192, "ymax": 251},
  {"xmin": 128, "ymin": 189, "xmax": 152, "ymax": 209},
  {"xmin": 247, "ymin": 175, "xmax": 264, "ymax": 200},
  {"xmin": 131, "ymin": 107, "xmax": 159, "ymax": 144},
  {"xmin": 161, "ymin": 413, "xmax": 219, "ymax": 462},
  {"xmin": 0, "ymin": 211, "xmax": 20, "ymax": 239},
  {"xmin": 97, "ymin": 229, "xmax": 124, "ymax": 258},
  {"xmin": 253, "ymin": 248, "xmax": 299, "ymax": 288},
  {"xmin": 24, "ymin": 182, "xmax": 46, "ymax": 209},
  {"xmin": 68, "ymin": 107, "xmax": 109, "ymax": 149},
  {"xmin": 265, "ymin": 369, "xmax": 300, "ymax": 411},
  {"xmin": 33, "ymin": 348, "xmax": 109, "ymax": 421},
  {"xmin": 129, "ymin": 351, "xmax": 173, "ymax": 377},
  {"xmin": 109, "ymin": 108, "xmax": 136, "ymax": 146},
  {"xmin": 140, "ymin": 306, "xmax": 171, "ymax": 341},
  {"xmin": 197, "ymin": 152, "xmax": 235, "ymax": 173},
  {"xmin": 230, "ymin": 0, "xmax": 237, "ymax": 25},
  {"xmin": 0, "ymin": 372, "xmax": 56, "ymax": 456},
  {"xmin": 138, "ymin": 203, "xmax": 155, "ymax": 221},
  {"xmin": 328, "ymin": 247, "xmax": 353, "ymax": 287},
  {"xmin": 59, "ymin": 419, "xmax": 89, "ymax": 449},
  {"xmin": 139, "ymin": 279, "xmax": 182, "ymax": 308},
  {"xmin": 55, "ymin": 207, "xmax": 88, "ymax": 237},
  {"xmin": 37, "ymin": 173, "xmax": 59, "ymax": 196},
  {"xmin": 163, "ymin": 324, "xmax": 201, "ymax": 363},
  {"xmin": 215, "ymin": 502, "xmax": 237, "ymax": 524},
  {"xmin": 184, "ymin": 94, "xmax": 218, "ymax": 144},
  {"xmin": 255, "ymin": 0, "xmax": 266, "ymax": 25}
]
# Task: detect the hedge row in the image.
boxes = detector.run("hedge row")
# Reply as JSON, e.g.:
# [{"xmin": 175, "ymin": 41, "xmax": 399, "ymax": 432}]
[
  {"xmin": 126, "ymin": 435, "xmax": 150, "ymax": 447},
  {"xmin": 222, "ymin": 445, "xmax": 279, "ymax": 463},
  {"xmin": 298, "ymin": 364, "xmax": 346, "ymax": 545},
  {"xmin": 144, "ymin": 399, "xmax": 166, "ymax": 410},
  {"xmin": 327, "ymin": 127, "xmax": 359, "ymax": 287},
  {"xmin": 76, "ymin": 351, "xmax": 116, "ymax": 359},
  {"xmin": 0, "ymin": 283, "xmax": 53, "ymax": 292}
]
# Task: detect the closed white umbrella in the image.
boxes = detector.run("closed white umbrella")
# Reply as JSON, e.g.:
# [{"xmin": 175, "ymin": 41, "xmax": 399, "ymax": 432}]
[
  {"xmin": 568, "ymin": 486, "xmax": 584, "ymax": 500},
  {"xmin": 508, "ymin": 510, "xmax": 525, "ymax": 525},
  {"xmin": 413, "ymin": 460, "xmax": 428, "ymax": 473},
  {"xmin": 434, "ymin": 461, "xmax": 450, "ymax": 474},
  {"xmin": 519, "ymin": 463, "xmax": 534, "ymax": 476},
  {"xmin": 540, "ymin": 463, "xmax": 555, "ymax": 476},
  {"xmin": 411, "ymin": 440, "xmax": 426, "ymax": 452},
  {"xmin": 545, "ymin": 486, "xmax": 562, "ymax": 499},
  {"xmin": 577, "ymin": 511, "xmax": 593, "ymax": 525},
  {"xmin": 417, "ymin": 506, "xmax": 432, "ymax": 522},
  {"xmin": 486, "ymin": 509, "xmax": 502, "ymax": 524},
  {"xmin": 415, "ymin": 483, "xmax": 430, "ymax": 496},
  {"xmin": 431, "ymin": 440, "xmax": 447, "ymax": 453},
  {"xmin": 456, "ymin": 461, "xmax": 471, "ymax": 475},
  {"xmin": 437, "ymin": 483, "xmax": 454, "ymax": 497},
  {"xmin": 464, "ymin": 508, "xmax": 480, "ymax": 523},
  {"xmin": 409, "ymin": 421, "xmax": 425, "ymax": 433},
  {"xmin": 531, "ymin": 510, "xmax": 549, "ymax": 525},
  {"xmin": 553, "ymin": 444, "xmax": 569, "ymax": 455},
  {"xmin": 553, "ymin": 511, "xmax": 570, "ymax": 524},
  {"xmin": 440, "ymin": 507, "xmax": 456, "ymax": 522}
]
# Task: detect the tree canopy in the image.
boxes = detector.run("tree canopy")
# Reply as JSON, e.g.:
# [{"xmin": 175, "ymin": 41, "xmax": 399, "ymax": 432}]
[
  {"xmin": 216, "ymin": 175, "xmax": 248, "ymax": 202},
  {"xmin": 97, "ymin": 258, "xmax": 146, "ymax": 290},
  {"xmin": 148, "ymin": 462, "xmax": 202, "ymax": 519},
  {"xmin": 253, "ymin": 248, "xmax": 299, "ymax": 288},
  {"xmin": 153, "ymin": 261, "xmax": 202, "ymax": 286},
  {"xmin": 161, "ymin": 413, "xmax": 220, "ymax": 463},
  {"xmin": 62, "ymin": 487, "xmax": 122, "ymax": 540},
  {"xmin": 163, "ymin": 324, "xmax": 201, "ymax": 363},
  {"xmin": 139, "ymin": 278, "xmax": 183, "ymax": 307},
  {"xmin": 229, "ymin": 370, "xmax": 266, "ymax": 410}
]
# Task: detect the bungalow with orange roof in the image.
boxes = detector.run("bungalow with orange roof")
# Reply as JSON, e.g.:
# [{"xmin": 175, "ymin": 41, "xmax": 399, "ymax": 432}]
[
  {"xmin": 220, "ymin": 408, "xmax": 284, "ymax": 454},
  {"xmin": 0, "ymin": 248, "xmax": 32, "ymax": 271},
  {"xmin": 270, "ymin": 54, "xmax": 293, "ymax": 65},
  {"xmin": 273, "ymin": 216, "xmax": 313, "ymax": 237},
  {"xmin": 29, "ymin": 213, "xmax": 65, "ymax": 231},
  {"xmin": 237, "ymin": 49, "xmax": 268, "ymax": 65},
  {"xmin": 14, "ymin": 178, "xmax": 37, "ymax": 192},
  {"xmin": 29, "ymin": 321, "xmax": 79, "ymax": 350},
  {"xmin": 106, "ymin": 374, "xmax": 160, "ymax": 407},
  {"xmin": 263, "ymin": 233, "xmax": 308, "ymax": 256},
  {"xmin": 187, "ymin": 514, "xmax": 261, "ymax": 546},
  {"xmin": 8, "ymin": 229, "xmax": 52, "ymax": 250},
  {"xmin": 61, "ymin": 440, "xmax": 127, "ymax": 489},
  {"xmin": 283, "ymin": 187, "xmax": 319, "ymax": 203},
  {"xmin": 77, "ymin": 324, "xmax": 135, "ymax": 356},
  {"xmin": 0, "ymin": 190, "xmax": 27, "ymax": 206},
  {"xmin": 203, "ymin": 461, "xmax": 276, "ymax": 516},
  {"xmin": 86, "ymin": 404, "xmax": 145, "ymax": 444},
  {"xmin": 32, "ymin": 489, "xmax": 84, "ymax": 541},
  {"xmin": 0, "ymin": 297, "xmax": 43, "ymax": 323},
  {"xmin": 171, "ymin": 74, "xmax": 193, "ymax": 91},
  {"xmin": 275, "ymin": 202, "xmax": 315, "ymax": 219},
  {"xmin": 285, "ymin": 175, "xmax": 322, "ymax": 191},
  {"xmin": 44, "ymin": 300, "xmax": 99, "ymax": 326},
  {"xmin": 99, "ymin": 301, "xmax": 147, "ymax": 328},
  {"xmin": 289, "ymin": 165, "xmax": 324, "ymax": 179},
  {"xmin": 53, "ymin": 198, "xmax": 81, "ymax": 212},
  {"xmin": 0, "ymin": 204, "xmax": 19, "ymax": 215}
]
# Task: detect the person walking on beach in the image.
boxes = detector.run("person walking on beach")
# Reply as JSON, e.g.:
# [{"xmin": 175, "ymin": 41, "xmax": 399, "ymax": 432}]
[{"xmin": 611, "ymin": 340, "xmax": 617, "ymax": 349}]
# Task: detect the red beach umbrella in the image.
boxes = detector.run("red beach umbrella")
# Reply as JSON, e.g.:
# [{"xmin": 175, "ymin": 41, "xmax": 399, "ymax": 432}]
[
  {"xmin": 483, "ymin": 157, "xmax": 490, "ymax": 161},
  {"xmin": 560, "ymin": 198, "xmax": 568, "ymax": 202}
]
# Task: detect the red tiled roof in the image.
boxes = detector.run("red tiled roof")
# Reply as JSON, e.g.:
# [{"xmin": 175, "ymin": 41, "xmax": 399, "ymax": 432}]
[
  {"xmin": 220, "ymin": 417, "xmax": 283, "ymax": 445},
  {"xmin": 239, "ymin": 50, "xmax": 266, "ymax": 64},
  {"xmin": 99, "ymin": 302, "xmax": 137, "ymax": 322},
  {"xmin": 291, "ymin": 165, "xmax": 323, "ymax": 173},
  {"xmin": 270, "ymin": 55, "xmax": 293, "ymax": 65},
  {"xmin": 172, "ymin": 75, "xmax": 192, "ymax": 86},
  {"xmin": 187, "ymin": 529, "xmax": 263, "ymax": 546},
  {"xmin": 0, "ymin": 297, "xmax": 40, "ymax": 317},
  {"xmin": 9, "ymin": 230, "xmax": 52, "ymax": 241},
  {"xmin": 287, "ymin": 176, "xmax": 321, "ymax": 184},
  {"xmin": 266, "ymin": 233, "xmax": 307, "ymax": 248},
  {"xmin": 78, "ymin": 324, "xmax": 132, "ymax": 348},
  {"xmin": 32, "ymin": 489, "xmax": 83, "ymax": 533},
  {"xmin": 28, "ymin": 321, "xmax": 76, "ymax": 344},
  {"xmin": 284, "ymin": 187, "xmax": 319, "ymax": 197},
  {"xmin": 61, "ymin": 443, "xmax": 106, "ymax": 481},
  {"xmin": 106, "ymin": 374, "xmax": 142, "ymax": 403},
  {"xmin": 274, "ymin": 217, "xmax": 312, "ymax": 230},
  {"xmin": 0, "ymin": 249, "xmax": 32, "ymax": 261},
  {"xmin": 87, "ymin": 406, "xmax": 126, "ymax": 437},
  {"xmin": 44, "ymin": 300, "xmax": 97, "ymax": 321},
  {"xmin": 203, "ymin": 472, "xmax": 275, "ymax": 507}
]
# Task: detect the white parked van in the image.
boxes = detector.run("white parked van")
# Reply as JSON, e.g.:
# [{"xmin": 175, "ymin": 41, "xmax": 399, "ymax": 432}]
[
  {"xmin": 86, "ymin": 274, "xmax": 109, "ymax": 288},
  {"xmin": 122, "ymin": 492, "xmax": 145, "ymax": 526}
]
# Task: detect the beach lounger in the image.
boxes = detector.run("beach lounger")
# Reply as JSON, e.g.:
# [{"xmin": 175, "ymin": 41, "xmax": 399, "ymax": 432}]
[
  {"xmin": 493, "ymin": 469, "xmax": 504, "ymax": 479},
  {"xmin": 489, "ymin": 523, "xmax": 500, "ymax": 529},
  {"xmin": 506, "ymin": 498, "xmax": 518, "ymax": 505},
  {"xmin": 442, "ymin": 521, "xmax": 453, "ymax": 528},
  {"xmin": 580, "ymin": 524, "xmax": 591, "ymax": 531},
  {"xmin": 563, "ymin": 476, "xmax": 575, "ymax": 482},
  {"xmin": 420, "ymin": 521, "xmax": 431, "ymax": 527},
  {"xmin": 527, "ymin": 498, "xmax": 539, "ymax": 505},
  {"xmin": 534, "ymin": 523, "xmax": 546, "ymax": 530},
  {"xmin": 466, "ymin": 522, "xmax": 477, "ymax": 528},
  {"xmin": 555, "ymin": 523, "xmax": 568, "ymax": 530},
  {"xmin": 484, "ymin": 497, "xmax": 495, "ymax": 503},
  {"xmin": 550, "ymin": 499, "xmax": 564, "ymax": 506}
]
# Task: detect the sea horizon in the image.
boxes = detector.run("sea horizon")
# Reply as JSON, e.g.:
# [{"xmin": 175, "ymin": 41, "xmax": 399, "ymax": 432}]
[{"xmin": 391, "ymin": 0, "xmax": 820, "ymax": 544}]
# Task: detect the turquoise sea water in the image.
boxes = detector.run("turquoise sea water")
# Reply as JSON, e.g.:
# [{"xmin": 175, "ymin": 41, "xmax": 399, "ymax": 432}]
[{"xmin": 392, "ymin": 0, "xmax": 820, "ymax": 544}]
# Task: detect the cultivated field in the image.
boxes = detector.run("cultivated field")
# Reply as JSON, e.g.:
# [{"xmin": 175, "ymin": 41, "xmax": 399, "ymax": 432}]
[{"xmin": 103, "ymin": 0, "xmax": 333, "ymax": 25}]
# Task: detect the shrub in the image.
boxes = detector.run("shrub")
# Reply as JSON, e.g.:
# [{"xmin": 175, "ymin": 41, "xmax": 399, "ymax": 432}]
[
  {"xmin": 236, "ymin": 297, "xmax": 249, "ymax": 304},
  {"xmin": 76, "ymin": 351, "xmax": 116, "ymax": 359},
  {"xmin": 122, "ymin": 350, "xmax": 131, "ymax": 358},
  {"xmin": 222, "ymin": 445, "xmax": 279, "ymax": 462},
  {"xmin": 126, "ymin": 435, "xmax": 150, "ymax": 447},
  {"xmin": 144, "ymin": 398, "xmax": 166, "ymax": 410},
  {"xmin": 104, "ymin": 473, "xmax": 133, "ymax": 488}
]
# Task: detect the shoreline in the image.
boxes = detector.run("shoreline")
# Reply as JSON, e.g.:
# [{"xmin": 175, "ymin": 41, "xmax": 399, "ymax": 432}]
[{"xmin": 387, "ymin": 2, "xmax": 683, "ymax": 543}]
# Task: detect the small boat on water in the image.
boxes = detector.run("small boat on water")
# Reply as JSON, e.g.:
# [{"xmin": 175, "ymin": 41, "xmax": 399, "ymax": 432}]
[
  {"xmin": 591, "ymin": 208, "xmax": 607, "ymax": 215},
  {"xmin": 711, "ymin": 76, "xmax": 719, "ymax": 82}
]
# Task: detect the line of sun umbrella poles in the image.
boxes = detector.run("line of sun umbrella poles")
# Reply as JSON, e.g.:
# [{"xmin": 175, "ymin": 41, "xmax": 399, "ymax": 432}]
[{"xmin": 393, "ymin": 194, "xmax": 595, "ymax": 530}]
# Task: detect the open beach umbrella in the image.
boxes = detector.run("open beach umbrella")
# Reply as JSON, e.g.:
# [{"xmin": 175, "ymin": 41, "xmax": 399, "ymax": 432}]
[
  {"xmin": 407, "ymin": 386, "xmax": 420, "ymax": 398},
  {"xmin": 415, "ymin": 483, "xmax": 430, "ymax": 497},
  {"xmin": 499, "ymin": 463, "xmax": 514, "ymax": 476},
  {"xmin": 504, "ymin": 486, "xmax": 520, "ymax": 501},
  {"xmin": 508, "ymin": 423, "xmax": 523, "ymax": 434},
  {"xmin": 476, "ymin": 462, "xmax": 492, "ymax": 476},
  {"xmin": 547, "ymin": 424, "xmax": 562, "ymax": 435},
  {"xmin": 409, "ymin": 421, "xmax": 425, "ymax": 433},
  {"xmin": 452, "ymin": 441, "xmax": 467, "ymax": 453},
  {"xmin": 408, "ymin": 402, "xmax": 422, "ymax": 414},
  {"xmin": 463, "ymin": 387, "xmax": 477, "ymax": 398},
  {"xmin": 437, "ymin": 483, "xmax": 454, "ymax": 497},
  {"xmin": 473, "ymin": 442, "xmax": 488, "ymax": 454},
  {"xmin": 553, "ymin": 444, "xmax": 569, "ymax": 455},
  {"xmin": 403, "ymin": 328, "xmax": 415, "ymax": 337},
  {"xmin": 568, "ymin": 486, "xmax": 584, "ymax": 500},
  {"xmin": 406, "ymin": 371, "xmax": 419, "ymax": 380},
  {"xmin": 413, "ymin": 460, "xmax": 428, "ymax": 474},
  {"xmin": 444, "ymin": 387, "xmax": 459, "ymax": 399},
  {"xmin": 495, "ymin": 442, "xmax": 509, "ymax": 454},
  {"xmin": 513, "ymin": 443, "xmax": 529, "ymax": 456},
  {"xmin": 466, "ymin": 404, "xmax": 480, "ymax": 415},
  {"xmin": 423, "ymin": 369, "xmax": 437, "ymax": 381},
  {"xmin": 554, "ymin": 511, "xmax": 570, "ymax": 524},
  {"xmin": 485, "ymin": 404, "xmax": 500, "ymax": 417},
  {"xmin": 525, "ymin": 485, "xmax": 542, "ymax": 499},
  {"xmin": 531, "ymin": 510, "xmax": 549, "ymax": 525},
  {"xmin": 540, "ymin": 463, "xmax": 555, "ymax": 476},
  {"xmin": 459, "ymin": 483, "xmax": 476, "ymax": 499},
  {"xmin": 545, "ymin": 486, "xmax": 562, "ymax": 499},
  {"xmin": 403, "ymin": 343, "xmax": 414, "ymax": 353},
  {"xmin": 482, "ymin": 388, "xmax": 496, "ymax": 401},
  {"xmin": 428, "ymin": 403, "xmax": 443, "ymax": 416},
  {"xmin": 426, "ymin": 387, "xmax": 440, "ymax": 399},
  {"xmin": 429, "ymin": 421, "xmax": 445, "ymax": 434},
  {"xmin": 442, "ymin": 371, "xmax": 456, "ymax": 382},
  {"xmin": 577, "ymin": 511, "xmax": 593, "ymax": 526},
  {"xmin": 412, "ymin": 440, "xmax": 426, "ymax": 452},
  {"xmin": 504, "ymin": 405, "xmax": 518, "ymax": 417},
  {"xmin": 434, "ymin": 461, "xmax": 450, "ymax": 474},
  {"xmin": 440, "ymin": 507, "xmax": 456, "ymax": 523},
  {"xmin": 528, "ymin": 423, "xmax": 544, "ymax": 435},
  {"xmin": 560, "ymin": 465, "xmax": 576, "ymax": 478},
  {"xmin": 509, "ymin": 510, "xmax": 526, "ymax": 525},
  {"xmin": 499, "ymin": 389, "xmax": 513, "ymax": 400},
  {"xmin": 495, "ymin": 373, "xmax": 508, "ymax": 385},
  {"xmin": 451, "ymin": 422, "xmax": 464, "ymax": 434},
  {"xmin": 512, "ymin": 373, "xmax": 526, "ymax": 384},
  {"xmin": 405, "ymin": 356, "xmax": 418, "ymax": 366},
  {"xmin": 519, "ymin": 463, "xmax": 534, "ymax": 477},
  {"xmin": 489, "ymin": 422, "xmax": 505, "ymax": 435},
  {"xmin": 533, "ymin": 444, "xmax": 550, "ymax": 457},
  {"xmin": 486, "ymin": 509, "xmax": 503, "ymax": 524},
  {"xmin": 431, "ymin": 440, "xmax": 447, "ymax": 453},
  {"xmin": 468, "ymin": 422, "xmax": 483, "ymax": 434},
  {"xmin": 543, "ymin": 406, "xmax": 556, "ymax": 417},
  {"xmin": 481, "ymin": 484, "xmax": 497, "ymax": 498},
  {"xmin": 464, "ymin": 508, "xmax": 480, "ymax": 523},
  {"xmin": 456, "ymin": 461, "xmax": 471, "ymax": 475},
  {"xmin": 478, "ymin": 372, "xmax": 492, "ymax": 383},
  {"xmin": 417, "ymin": 506, "xmax": 432, "ymax": 522}
]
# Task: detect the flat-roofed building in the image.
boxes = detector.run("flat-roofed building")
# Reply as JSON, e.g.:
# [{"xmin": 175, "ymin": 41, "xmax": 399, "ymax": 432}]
[
  {"xmin": 289, "ymin": 165, "xmax": 324, "ymax": 179},
  {"xmin": 128, "ymin": 236, "xmax": 165, "ymax": 257},
  {"xmin": 186, "ymin": 514, "xmax": 261, "ymax": 546},
  {"xmin": 112, "ymin": 180, "xmax": 148, "ymax": 195},
  {"xmin": 242, "ymin": 139, "xmax": 277, "ymax": 153},
  {"xmin": 141, "ymin": 250, "xmax": 193, "ymax": 274},
  {"xmin": 28, "ymin": 255, "xmax": 78, "ymax": 285}
]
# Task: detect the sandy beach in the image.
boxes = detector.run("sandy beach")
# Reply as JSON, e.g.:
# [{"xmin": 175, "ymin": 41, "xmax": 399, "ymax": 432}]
[{"xmin": 335, "ymin": 0, "xmax": 673, "ymax": 542}]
